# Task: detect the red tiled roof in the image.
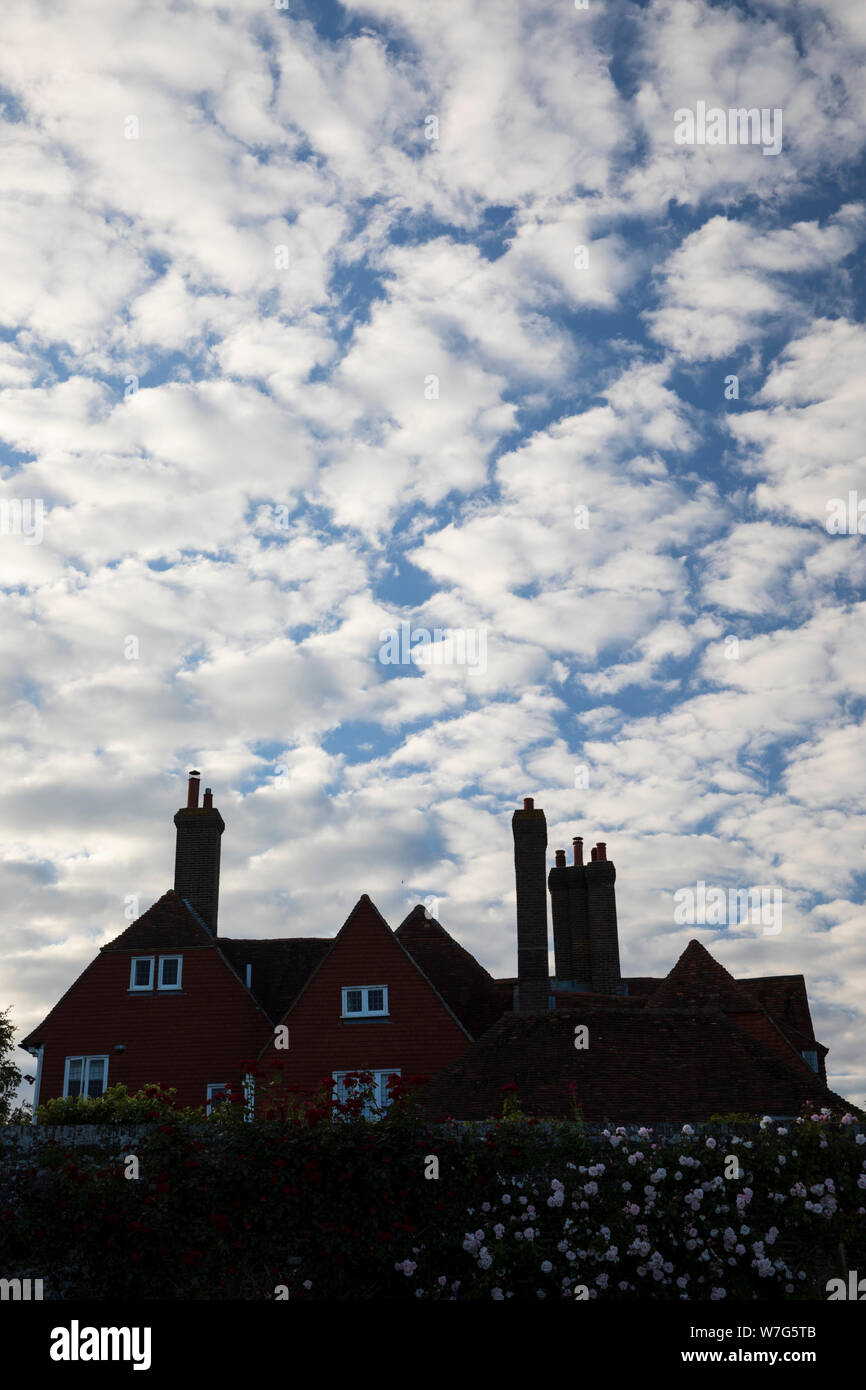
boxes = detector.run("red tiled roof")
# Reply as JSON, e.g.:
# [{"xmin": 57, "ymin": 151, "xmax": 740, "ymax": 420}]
[
  {"xmin": 419, "ymin": 1006, "xmax": 856, "ymax": 1122},
  {"xmin": 742, "ymin": 975, "xmax": 816, "ymax": 1040},
  {"xmin": 651, "ymin": 940, "xmax": 763, "ymax": 1011},
  {"xmin": 553, "ymin": 990, "xmax": 644, "ymax": 1009},
  {"xmin": 100, "ymin": 891, "xmax": 214, "ymax": 950},
  {"xmin": 622, "ymin": 977, "xmax": 665, "ymax": 998},
  {"xmin": 219, "ymin": 937, "xmax": 331, "ymax": 1024},
  {"xmin": 395, "ymin": 905, "xmax": 505, "ymax": 1039}
]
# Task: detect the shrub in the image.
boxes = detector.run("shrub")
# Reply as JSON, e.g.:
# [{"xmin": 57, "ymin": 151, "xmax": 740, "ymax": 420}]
[{"xmin": 1, "ymin": 1103, "xmax": 862, "ymax": 1300}]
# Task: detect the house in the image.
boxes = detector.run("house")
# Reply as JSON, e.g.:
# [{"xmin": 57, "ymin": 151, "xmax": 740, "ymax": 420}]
[{"xmin": 20, "ymin": 777, "xmax": 855, "ymax": 1121}]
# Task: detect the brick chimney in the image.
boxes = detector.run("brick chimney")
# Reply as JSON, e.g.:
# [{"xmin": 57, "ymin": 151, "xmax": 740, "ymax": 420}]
[
  {"xmin": 512, "ymin": 797, "xmax": 550, "ymax": 1012},
  {"xmin": 547, "ymin": 835, "xmax": 619, "ymax": 992},
  {"xmin": 567, "ymin": 836, "xmax": 592, "ymax": 990},
  {"xmin": 173, "ymin": 771, "xmax": 225, "ymax": 934},
  {"xmin": 585, "ymin": 840, "xmax": 620, "ymax": 993},
  {"xmin": 548, "ymin": 848, "xmax": 572, "ymax": 983}
]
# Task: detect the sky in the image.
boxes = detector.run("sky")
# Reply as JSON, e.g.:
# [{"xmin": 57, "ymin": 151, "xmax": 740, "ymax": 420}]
[{"xmin": 1, "ymin": 0, "xmax": 865, "ymax": 1109}]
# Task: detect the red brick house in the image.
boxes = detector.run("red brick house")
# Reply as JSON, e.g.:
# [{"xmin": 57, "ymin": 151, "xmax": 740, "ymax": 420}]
[{"xmin": 20, "ymin": 775, "xmax": 856, "ymax": 1122}]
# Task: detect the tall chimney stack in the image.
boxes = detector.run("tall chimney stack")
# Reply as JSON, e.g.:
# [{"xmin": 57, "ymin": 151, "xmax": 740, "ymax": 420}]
[
  {"xmin": 585, "ymin": 838, "xmax": 620, "ymax": 993},
  {"xmin": 567, "ymin": 837, "xmax": 591, "ymax": 989},
  {"xmin": 173, "ymin": 770, "xmax": 225, "ymax": 934},
  {"xmin": 512, "ymin": 797, "xmax": 550, "ymax": 1013},
  {"xmin": 548, "ymin": 849, "xmax": 572, "ymax": 983}
]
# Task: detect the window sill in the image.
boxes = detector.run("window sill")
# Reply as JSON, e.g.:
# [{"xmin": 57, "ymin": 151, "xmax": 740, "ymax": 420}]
[
  {"xmin": 126, "ymin": 989, "xmax": 186, "ymax": 995},
  {"xmin": 340, "ymin": 1015, "xmax": 390, "ymax": 1022}
]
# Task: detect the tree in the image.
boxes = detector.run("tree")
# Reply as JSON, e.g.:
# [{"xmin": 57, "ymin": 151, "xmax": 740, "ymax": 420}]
[{"xmin": 0, "ymin": 1005, "xmax": 31, "ymax": 1124}]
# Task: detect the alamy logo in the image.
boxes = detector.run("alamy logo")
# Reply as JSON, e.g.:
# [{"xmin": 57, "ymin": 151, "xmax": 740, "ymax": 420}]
[
  {"xmin": 673, "ymin": 881, "xmax": 782, "ymax": 935},
  {"xmin": 0, "ymin": 498, "xmax": 44, "ymax": 545},
  {"xmin": 49, "ymin": 1321, "xmax": 152, "ymax": 1371},
  {"xmin": 673, "ymin": 102, "xmax": 783, "ymax": 156},
  {"xmin": 826, "ymin": 1271, "xmax": 866, "ymax": 1300},
  {"xmin": 0, "ymin": 1277, "xmax": 43, "ymax": 1300},
  {"xmin": 379, "ymin": 622, "xmax": 487, "ymax": 673},
  {"xmin": 826, "ymin": 492, "xmax": 866, "ymax": 535}
]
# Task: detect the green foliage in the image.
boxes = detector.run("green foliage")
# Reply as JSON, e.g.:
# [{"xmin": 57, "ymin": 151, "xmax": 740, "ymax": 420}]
[
  {"xmin": 0, "ymin": 1005, "xmax": 30, "ymax": 1124},
  {"xmin": 0, "ymin": 1106, "xmax": 862, "ymax": 1300},
  {"xmin": 709, "ymin": 1112, "xmax": 763, "ymax": 1126},
  {"xmin": 35, "ymin": 1082, "xmax": 207, "ymax": 1126}
]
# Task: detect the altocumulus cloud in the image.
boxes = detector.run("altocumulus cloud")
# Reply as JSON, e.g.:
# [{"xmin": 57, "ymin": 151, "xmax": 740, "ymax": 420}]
[{"xmin": 0, "ymin": 0, "xmax": 865, "ymax": 1106}]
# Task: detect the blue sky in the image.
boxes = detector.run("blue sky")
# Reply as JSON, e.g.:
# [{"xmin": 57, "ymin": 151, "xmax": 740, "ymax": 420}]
[{"xmin": 1, "ymin": 0, "xmax": 865, "ymax": 1107}]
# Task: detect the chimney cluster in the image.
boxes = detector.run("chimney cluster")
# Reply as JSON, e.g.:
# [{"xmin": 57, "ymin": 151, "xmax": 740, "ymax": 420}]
[
  {"xmin": 513, "ymin": 799, "xmax": 621, "ymax": 1011},
  {"xmin": 174, "ymin": 770, "xmax": 225, "ymax": 934}
]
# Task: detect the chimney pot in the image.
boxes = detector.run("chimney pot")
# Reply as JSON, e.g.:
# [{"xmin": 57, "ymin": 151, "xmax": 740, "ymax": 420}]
[
  {"xmin": 555, "ymin": 849, "xmax": 566, "ymax": 867},
  {"xmin": 187, "ymin": 771, "xmax": 200, "ymax": 809},
  {"xmin": 597, "ymin": 842, "xmax": 607, "ymax": 861},
  {"xmin": 591, "ymin": 846, "xmax": 598, "ymax": 862},
  {"xmin": 572, "ymin": 836, "xmax": 583, "ymax": 867},
  {"xmin": 523, "ymin": 797, "xmax": 534, "ymax": 811},
  {"xmin": 203, "ymin": 788, "xmax": 213, "ymax": 809}
]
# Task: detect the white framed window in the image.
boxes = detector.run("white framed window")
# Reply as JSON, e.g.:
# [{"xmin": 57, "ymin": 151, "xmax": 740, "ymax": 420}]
[
  {"xmin": 332, "ymin": 1069, "xmax": 400, "ymax": 1120},
  {"xmin": 341, "ymin": 985, "xmax": 388, "ymax": 1018},
  {"xmin": 158, "ymin": 955, "xmax": 182, "ymax": 991},
  {"xmin": 206, "ymin": 1083, "xmax": 229, "ymax": 1116},
  {"xmin": 130, "ymin": 957, "xmax": 154, "ymax": 991},
  {"xmin": 63, "ymin": 1056, "xmax": 108, "ymax": 1100}
]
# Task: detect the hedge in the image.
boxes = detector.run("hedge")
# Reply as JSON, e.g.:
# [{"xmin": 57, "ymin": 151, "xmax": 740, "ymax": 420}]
[{"xmin": 1, "ymin": 1080, "xmax": 864, "ymax": 1299}]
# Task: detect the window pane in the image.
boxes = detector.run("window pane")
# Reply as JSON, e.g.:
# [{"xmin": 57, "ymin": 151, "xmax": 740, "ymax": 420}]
[
  {"xmin": 67, "ymin": 1058, "xmax": 82, "ymax": 1098},
  {"xmin": 134, "ymin": 959, "xmax": 151, "ymax": 987},
  {"xmin": 367, "ymin": 988, "xmax": 384, "ymax": 1012},
  {"xmin": 207, "ymin": 1085, "xmax": 228, "ymax": 1113},
  {"xmin": 345, "ymin": 990, "xmax": 363, "ymax": 1013},
  {"xmin": 86, "ymin": 1058, "xmax": 106, "ymax": 1097},
  {"xmin": 161, "ymin": 958, "xmax": 179, "ymax": 986}
]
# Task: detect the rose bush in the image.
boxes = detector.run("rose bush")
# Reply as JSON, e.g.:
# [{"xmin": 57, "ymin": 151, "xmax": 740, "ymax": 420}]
[{"xmin": 1, "ymin": 1094, "xmax": 862, "ymax": 1300}]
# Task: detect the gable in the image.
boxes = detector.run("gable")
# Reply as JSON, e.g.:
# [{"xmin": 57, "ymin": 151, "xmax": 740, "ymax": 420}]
[
  {"xmin": 742, "ymin": 974, "xmax": 816, "ymax": 1040},
  {"xmin": 21, "ymin": 893, "xmax": 276, "ymax": 1055},
  {"xmin": 260, "ymin": 894, "xmax": 473, "ymax": 1048},
  {"xmin": 652, "ymin": 939, "xmax": 763, "ymax": 1011}
]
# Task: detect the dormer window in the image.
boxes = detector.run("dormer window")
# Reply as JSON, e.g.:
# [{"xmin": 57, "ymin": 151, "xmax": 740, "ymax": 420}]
[
  {"xmin": 158, "ymin": 956, "xmax": 182, "ymax": 991},
  {"xmin": 129, "ymin": 956, "xmax": 182, "ymax": 991},
  {"xmin": 130, "ymin": 957, "xmax": 154, "ymax": 991},
  {"xmin": 341, "ymin": 986, "xmax": 388, "ymax": 1018}
]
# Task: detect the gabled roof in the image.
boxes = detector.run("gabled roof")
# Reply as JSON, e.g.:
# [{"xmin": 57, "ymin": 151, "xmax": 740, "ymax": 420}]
[
  {"xmin": 742, "ymin": 975, "xmax": 816, "ymax": 1041},
  {"xmin": 419, "ymin": 1005, "xmax": 856, "ymax": 1123},
  {"xmin": 101, "ymin": 890, "xmax": 214, "ymax": 951},
  {"xmin": 20, "ymin": 892, "xmax": 216, "ymax": 1050},
  {"xmin": 257, "ymin": 895, "xmax": 474, "ymax": 1050},
  {"xmin": 651, "ymin": 939, "xmax": 763, "ymax": 1011},
  {"xmin": 219, "ymin": 937, "xmax": 331, "ymax": 1024},
  {"xmin": 395, "ymin": 905, "xmax": 505, "ymax": 1039}
]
